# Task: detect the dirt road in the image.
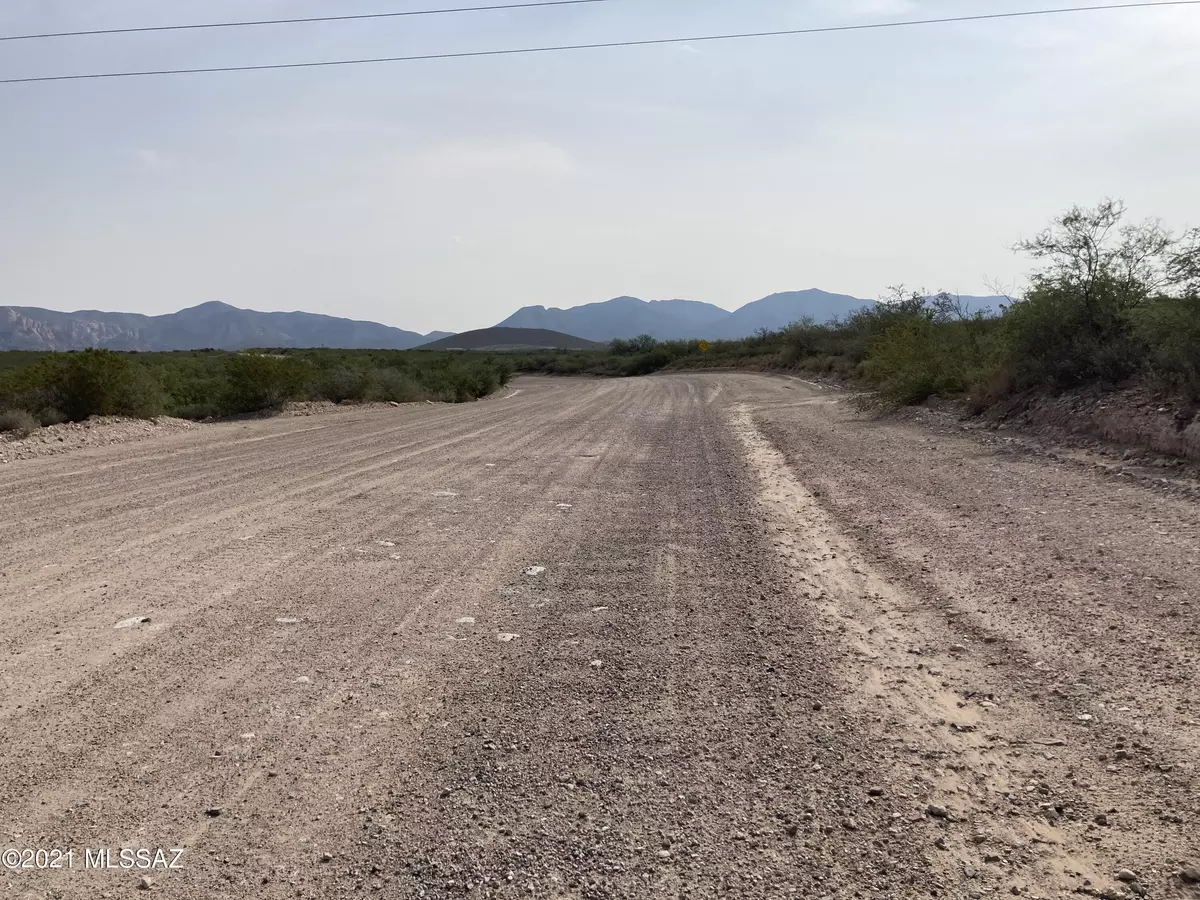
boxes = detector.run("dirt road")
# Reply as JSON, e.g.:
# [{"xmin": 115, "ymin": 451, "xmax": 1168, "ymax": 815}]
[{"xmin": 1, "ymin": 374, "xmax": 1197, "ymax": 899}]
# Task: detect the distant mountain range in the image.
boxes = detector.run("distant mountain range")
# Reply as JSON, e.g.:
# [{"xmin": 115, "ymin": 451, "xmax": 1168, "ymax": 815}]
[
  {"xmin": 1, "ymin": 291, "xmax": 1010, "ymax": 352},
  {"xmin": 495, "ymin": 296, "xmax": 731, "ymax": 342},
  {"xmin": 0, "ymin": 301, "xmax": 448, "ymax": 352},
  {"xmin": 495, "ymin": 290, "xmax": 1007, "ymax": 342}
]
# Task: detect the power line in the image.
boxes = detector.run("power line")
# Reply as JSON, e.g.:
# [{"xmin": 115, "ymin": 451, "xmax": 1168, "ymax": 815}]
[
  {"xmin": 2, "ymin": 1, "xmax": 1197, "ymax": 85},
  {"xmin": 0, "ymin": 0, "xmax": 608, "ymax": 43}
]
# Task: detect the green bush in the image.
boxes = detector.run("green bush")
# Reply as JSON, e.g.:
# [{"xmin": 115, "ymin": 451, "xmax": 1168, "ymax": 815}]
[
  {"xmin": 221, "ymin": 354, "xmax": 308, "ymax": 414},
  {"xmin": 1135, "ymin": 293, "xmax": 1200, "ymax": 399},
  {"xmin": 367, "ymin": 369, "xmax": 425, "ymax": 403},
  {"xmin": 52, "ymin": 349, "xmax": 167, "ymax": 420},
  {"xmin": 1000, "ymin": 277, "xmax": 1144, "ymax": 391},
  {"xmin": 0, "ymin": 409, "xmax": 40, "ymax": 437},
  {"xmin": 317, "ymin": 366, "xmax": 372, "ymax": 403},
  {"xmin": 623, "ymin": 349, "xmax": 673, "ymax": 377},
  {"xmin": 860, "ymin": 317, "xmax": 945, "ymax": 404}
]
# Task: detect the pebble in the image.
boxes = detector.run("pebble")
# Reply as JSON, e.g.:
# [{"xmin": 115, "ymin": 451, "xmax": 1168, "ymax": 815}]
[
  {"xmin": 1179, "ymin": 867, "xmax": 1200, "ymax": 884},
  {"xmin": 1095, "ymin": 813, "xmax": 1110, "ymax": 826},
  {"xmin": 137, "ymin": 876, "xmax": 153, "ymax": 890},
  {"xmin": 950, "ymin": 644, "xmax": 967, "ymax": 653},
  {"xmin": 204, "ymin": 807, "xmax": 222, "ymax": 817},
  {"xmin": 812, "ymin": 701, "xmax": 824, "ymax": 711},
  {"xmin": 320, "ymin": 853, "xmax": 333, "ymax": 863},
  {"xmin": 1116, "ymin": 869, "xmax": 1138, "ymax": 883},
  {"xmin": 926, "ymin": 804, "xmax": 951, "ymax": 819},
  {"xmin": 496, "ymin": 633, "xmax": 520, "ymax": 643},
  {"xmin": 589, "ymin": 659, "xmax": 604, "ymax": 668}
]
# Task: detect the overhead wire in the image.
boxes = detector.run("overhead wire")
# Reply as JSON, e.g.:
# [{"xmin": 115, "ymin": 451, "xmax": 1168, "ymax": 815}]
[
  {"xmin": 0, "ymin": 0, "xmax": 608, "ymax": 43},
  {"xmin": 1, "ymin": 1, "xmax": 1198, "ymax": 84}
]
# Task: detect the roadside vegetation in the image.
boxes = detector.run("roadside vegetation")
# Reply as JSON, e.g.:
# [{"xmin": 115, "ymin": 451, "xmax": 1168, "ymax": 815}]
[
  {"xmin": 516, "ymin": 200, "xmax": 1200, "ymax": 408},
  {"xmin": 3, "ymin": 201, "xmax": 1196, "ymax": 440},
  {"xmin": 0, "ymin": 348, "xmax": 513, "ymax": 431}
]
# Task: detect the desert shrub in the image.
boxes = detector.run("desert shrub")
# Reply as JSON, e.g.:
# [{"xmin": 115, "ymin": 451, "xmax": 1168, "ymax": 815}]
[
  {"xmin": 860, "ymin": 317, "xmax": 947, "ymax": 404},
  {"xmin": 51, "ymin": 349, "xmax": 167, "ymax": 420},
  {"xmin": 38, "ymin": 407, "xmax": 67, "ymax": 426},
  {"xmin": 994, "ymin": 199, "xmax": 1195, "ymax": 394},
  {"xmin": 221, "ymin": 354, "xmax": 308, "ymax": 414},
  {"xmin": 622, "ymin": 348, "xmax": 673, "ymax": 377},
  {"xmin": 1135, "ymin": 293, "xmax": 1200, "ymax": 399},
  {"xmin": 0, "ymin": 409, "xmax": 40, "ymax": 437},
  {"xmin": 777, "ymin": 342, "xmax": 802, "ymax": 367},
  {"xmin": 0, "ymin": 364, "xmax": 55, "ymax": 416},
  {"xmin": 610, "ymin": 335, "xmax": 658, "ymax": 354},
  {"xmin": 1000, "ymin": 277, "xmax": 1144, "ymax": 391},
  {"xmin": 317, "ymin": 366, "xmax": 372, "ymax": 403},
  {"xmin": 466, "ymin": 366, "xmax": 499, "ymax": 399},
  {"xmin": 368, "ymin": 368, "xmax": 425, "ymax": 403},
  {"xmin": 144, "ymin": 353, "xmax": 229, "ymax": 414}
]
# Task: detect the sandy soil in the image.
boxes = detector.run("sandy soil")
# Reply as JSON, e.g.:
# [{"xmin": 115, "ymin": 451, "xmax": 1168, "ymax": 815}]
[{"xmin": 0, "ymin": 374, "xmax": 1196, "ymax": 899}]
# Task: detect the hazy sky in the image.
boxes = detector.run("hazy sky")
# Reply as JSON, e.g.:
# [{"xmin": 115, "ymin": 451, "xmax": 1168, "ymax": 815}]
[{"xmin": 2, "ymin": 0, "xmax": 1198, "ymax": 332}]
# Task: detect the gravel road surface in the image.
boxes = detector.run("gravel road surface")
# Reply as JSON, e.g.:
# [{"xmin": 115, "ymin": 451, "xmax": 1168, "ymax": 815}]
[{"xmin": 1, "ymin": 374, "xmax": 1196, "ymax": 899}]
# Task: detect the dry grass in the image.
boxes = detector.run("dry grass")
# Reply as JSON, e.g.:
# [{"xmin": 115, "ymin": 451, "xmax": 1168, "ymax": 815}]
[{"xmin": 0, "ymin": 409, "xmax": 40, "ymax": 438}]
